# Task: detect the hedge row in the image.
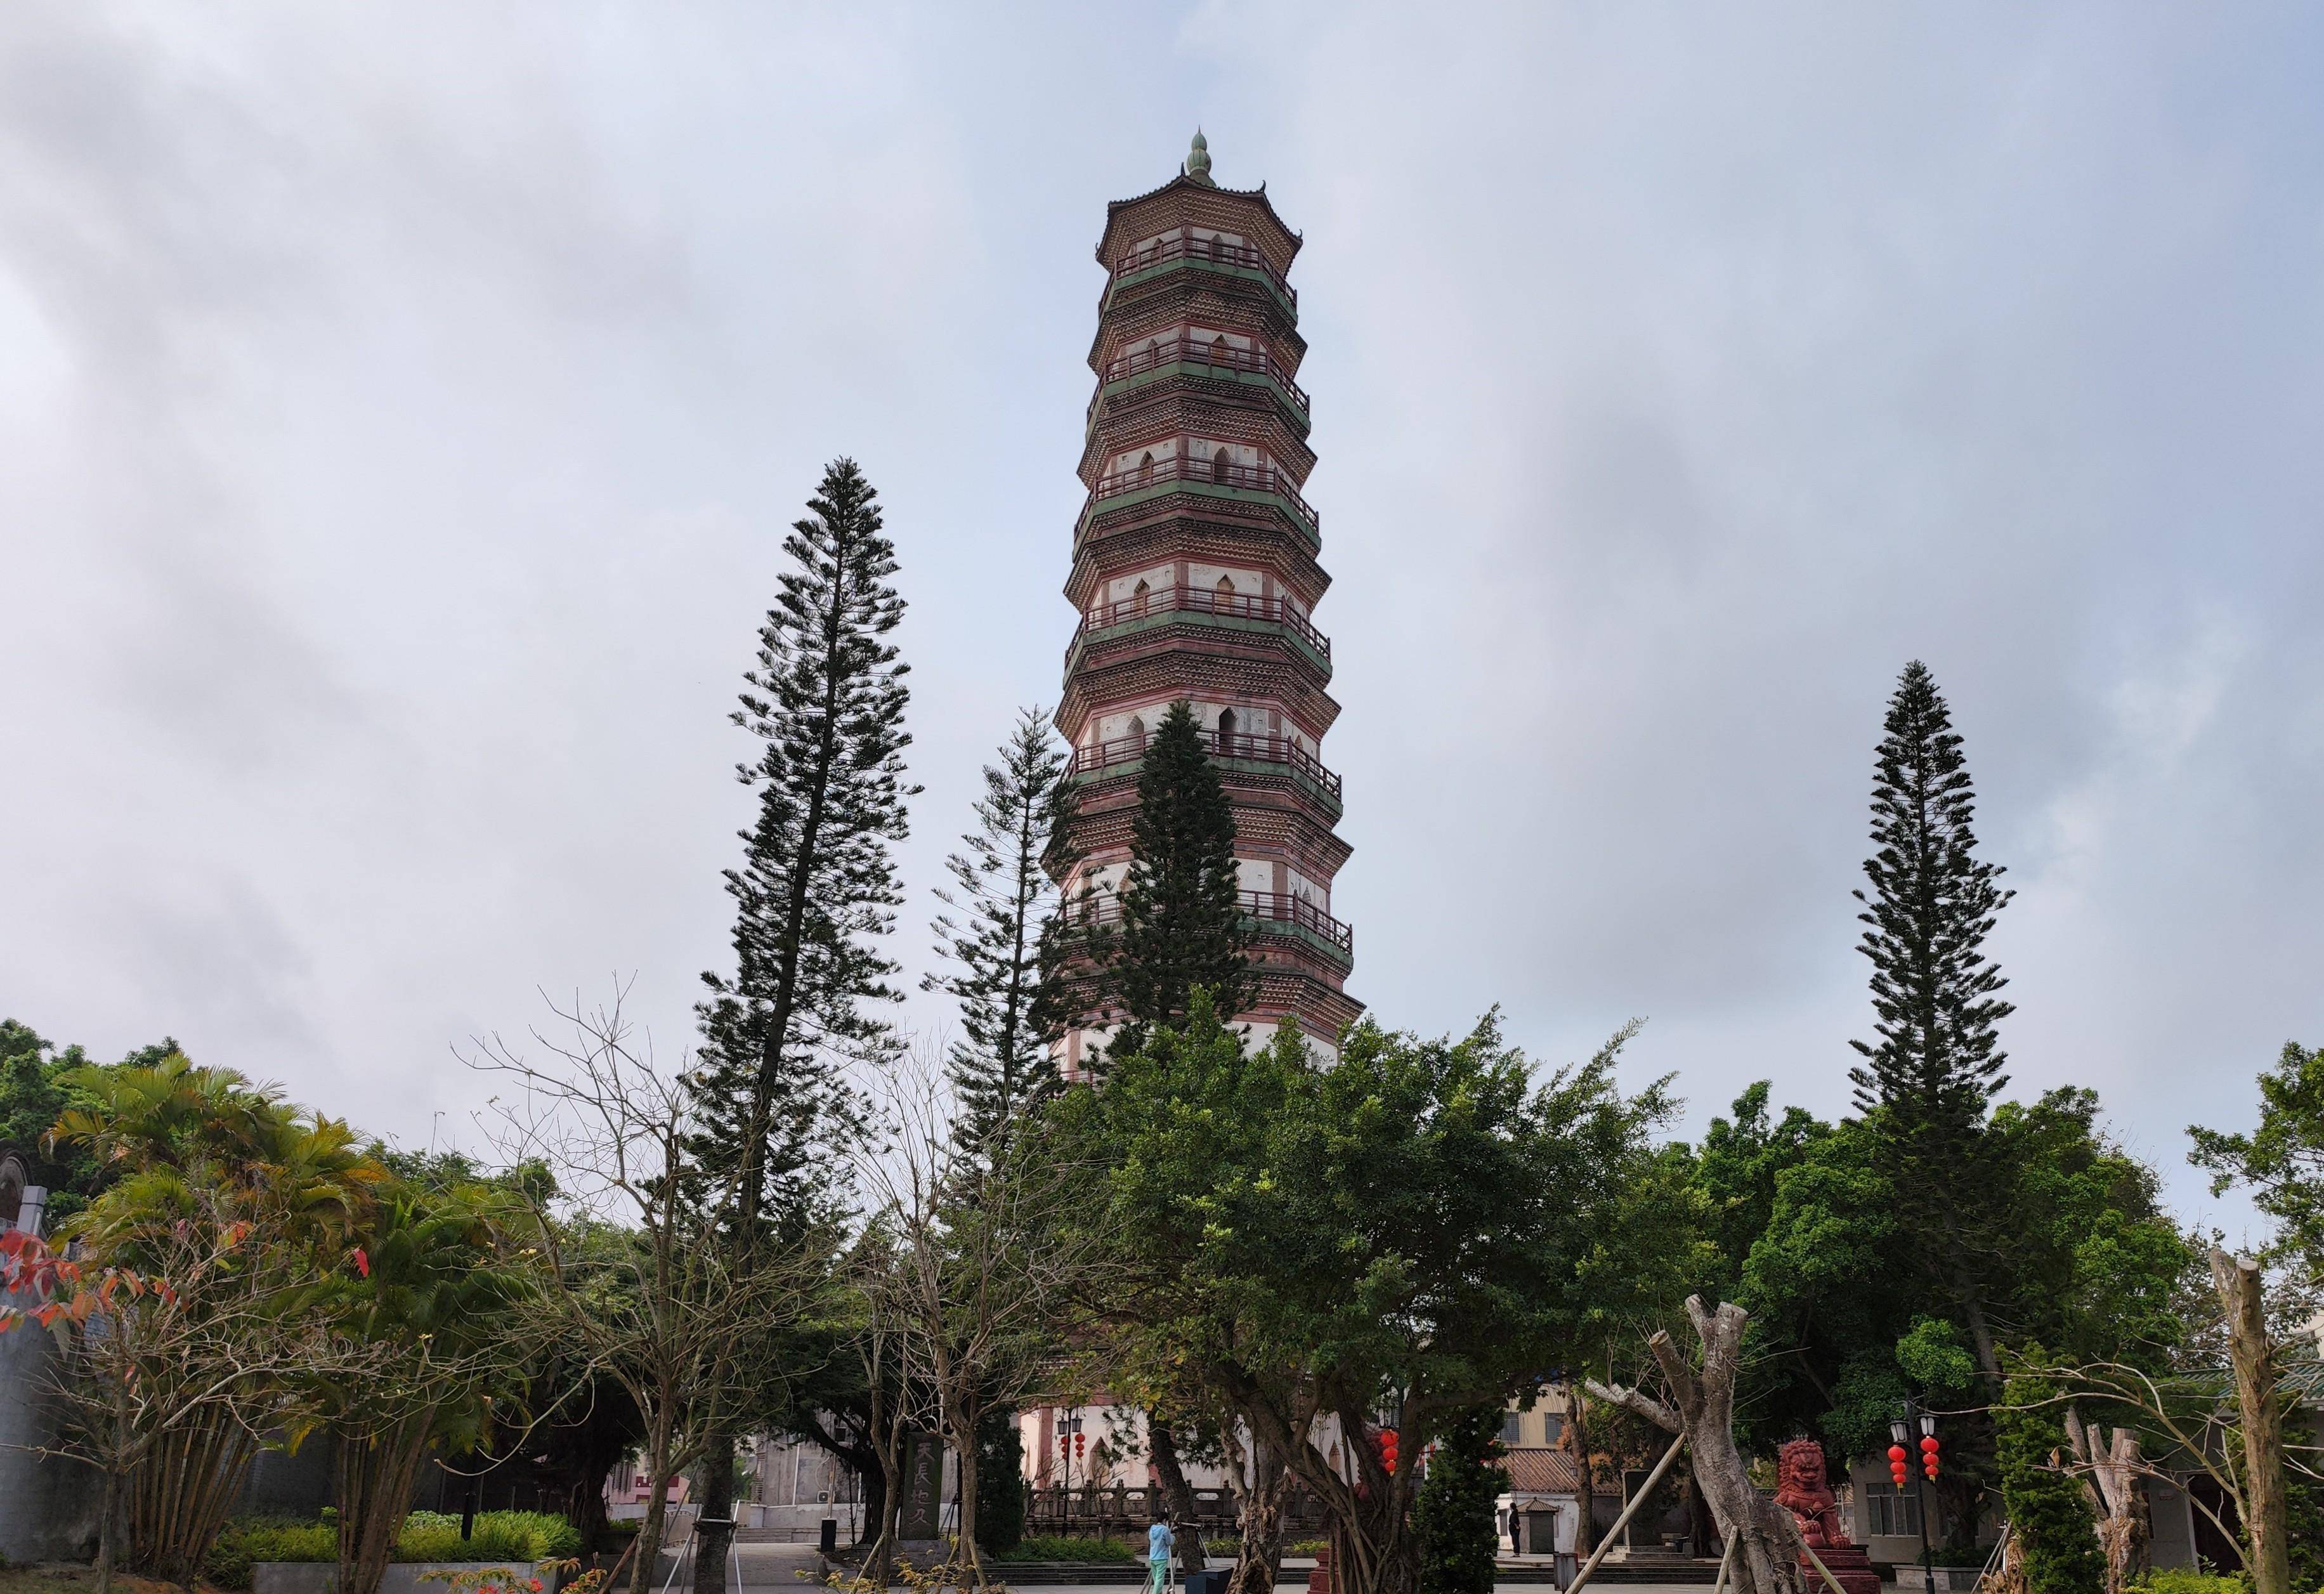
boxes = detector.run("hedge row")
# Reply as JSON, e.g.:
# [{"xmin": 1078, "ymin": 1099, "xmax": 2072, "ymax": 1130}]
[{"xmin": 207, "ymin": 1511, "xmax": 584, "ymax": 1589}]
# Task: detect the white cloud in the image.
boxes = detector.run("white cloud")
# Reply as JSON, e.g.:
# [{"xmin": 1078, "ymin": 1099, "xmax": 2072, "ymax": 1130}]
[{"xmin": 1, "ymin": 1, "xmax": 2318, "ymax": 1232}]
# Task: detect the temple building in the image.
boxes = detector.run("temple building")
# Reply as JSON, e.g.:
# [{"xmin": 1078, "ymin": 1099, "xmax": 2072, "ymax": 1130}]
[{"xmin": 1052, "ymin": 131, "xmax": 1361, "ymax": 1073}]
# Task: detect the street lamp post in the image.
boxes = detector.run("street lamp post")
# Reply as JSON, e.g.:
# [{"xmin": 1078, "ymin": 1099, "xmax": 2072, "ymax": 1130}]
[{"xmin": 1890, "ymin": 1404, "xmax": 1940, "ymax": 1594}]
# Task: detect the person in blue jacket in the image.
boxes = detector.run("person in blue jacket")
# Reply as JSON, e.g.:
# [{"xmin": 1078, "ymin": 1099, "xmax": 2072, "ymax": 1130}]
[{"xmin": 1147, "ymin": 1513, "xmax": 1177, "ymax": 1594}]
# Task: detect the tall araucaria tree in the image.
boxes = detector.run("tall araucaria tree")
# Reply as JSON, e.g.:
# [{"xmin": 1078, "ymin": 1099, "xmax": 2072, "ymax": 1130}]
[
  {"xmin": 1847, "ymin": 658, "xmax": 2014, "ymax": 1378},
  {"xmin": 925, "ymin": 706, "xmax": 1077, "ymax": 1158},
  {"xmin": 1108, "ymin": 699, "xmax": 1251, "ymax": 1045},
  {"xmin": 689, "ymin": 456, "xmax": 915, "ymax": 1594}
]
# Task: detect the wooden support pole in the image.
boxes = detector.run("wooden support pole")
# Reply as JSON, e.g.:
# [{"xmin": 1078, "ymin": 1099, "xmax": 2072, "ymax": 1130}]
[{"xmin": 1565, "ymin": 1432, "xmax": 1688, "ymax": 1594}]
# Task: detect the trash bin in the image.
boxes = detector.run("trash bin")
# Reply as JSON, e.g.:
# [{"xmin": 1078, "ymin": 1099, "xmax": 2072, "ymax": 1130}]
[
  {"xmin": 1184, "ymin": 1571, "xmax": 1230, "ymax": 1594},
  {"xmin": 819, "ymin": 1519, "xmax": 839, "ymax": 1555}
]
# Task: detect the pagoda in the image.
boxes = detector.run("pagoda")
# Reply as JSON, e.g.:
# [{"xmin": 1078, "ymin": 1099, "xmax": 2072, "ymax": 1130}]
[{"xmin": 1053, "ymin": 133, "xmax": 1360, "ymax": 1069}]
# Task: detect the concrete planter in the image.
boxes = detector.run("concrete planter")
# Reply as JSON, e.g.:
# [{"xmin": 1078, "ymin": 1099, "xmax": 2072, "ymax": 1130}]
[
  {"xmin": 1890, "ymin": 1567, "xmax": 1984, "ymax": 1594},
  {"xmin": 255, "ymin": 1562, "xmax": 556, "ymax": 1594}
]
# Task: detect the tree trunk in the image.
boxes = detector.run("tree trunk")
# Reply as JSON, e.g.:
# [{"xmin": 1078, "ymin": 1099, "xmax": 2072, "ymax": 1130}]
[
  {"xmin": 1227, "ymin": 1432, "xmax": 1292, "ymax": 1594},
  {"xmin": 338, "ymin": 1411, "xmax": 440, "ymax": 1594},
  {"xmin": 628, "ymin": 1420, "xmax": 677, "ymax": 1594},
  {"xmin": 863, "ymin": 1413, "xmax": 905, "ymax": 1588},
  {"xmin": 692, "ymin": 1437, "xmax": 737, "ymax": 1594},
  {"xmin": 859, "ymin": 1458, "xmax": 890, "ymax": 1553},
  {"xmin": 1570, "ymin": 1390, "xmax": 1596, "ymax": 1560},
  {"xmin": 949, "ymin": 1413, "xmax": 991, "ymax": 1591},
  {"xmin": 2213, "ymin": 1248, "xmax": 2289, "ymax": 1594},
  {"xmin": 1311, "ymin": 1421, "xmax": 1416, "ymax": 1594},
  {"xmin": 1150, "ymin": 1416, "xmax": 1210, "ymax": 1576},
  {"xmin": 1589, "ymin": 1298, "xmax": 1806, "ymax": 1594},
  {"xmin": 132, "ymin": 1411, "xmax": 259, "ymax": 1584},
  {"xmin": 97, "ymin": 1399, "xmax": 122, "ymax": 1594},
  {"xmin": 2065, "ymin": 1408, "xmax": 2148, "ymax": 1594}
]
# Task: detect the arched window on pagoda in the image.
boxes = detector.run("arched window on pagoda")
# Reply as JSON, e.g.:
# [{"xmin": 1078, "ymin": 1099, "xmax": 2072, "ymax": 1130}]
[
  {"xmin": 1212, "ymin": 446, "xmax": 1232, "ymax": 484},
  {"xmin": 1217, "ymin": 707, "xmax": 1238, "ymax": 750},
  {"xmin": 1137, "ymin": 451, "xmax": 1154, "ymax": 485},
  {"xmin": 1132, "ymin": 577, "xmax": 1151, "ymax": 615}
]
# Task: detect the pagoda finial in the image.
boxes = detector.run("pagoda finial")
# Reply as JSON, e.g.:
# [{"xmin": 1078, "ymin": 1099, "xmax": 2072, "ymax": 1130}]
[{"xmin": 1184, "ymin": 127, "xmax": 1214, "ymax": 186}]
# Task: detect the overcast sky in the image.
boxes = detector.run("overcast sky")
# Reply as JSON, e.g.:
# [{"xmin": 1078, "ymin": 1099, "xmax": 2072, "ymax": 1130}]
[{"xmin": 4, "ymin": 3, "xmax": 2318, "ymax": 1238}]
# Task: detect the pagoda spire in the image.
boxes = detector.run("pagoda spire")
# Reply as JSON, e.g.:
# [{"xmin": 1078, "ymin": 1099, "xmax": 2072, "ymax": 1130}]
[{"xmin": 1183, "ymin": 127, "xmax": 1213, "ymax": 185}]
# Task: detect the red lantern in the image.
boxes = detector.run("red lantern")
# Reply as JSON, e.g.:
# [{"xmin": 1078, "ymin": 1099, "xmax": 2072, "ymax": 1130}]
[
  {"xmin": 1074, "ymin": 1432, "xmax": 1086, "ymax": 1459},
  {"xmin": 1380, "ymin": 1429, "xmax": 1400, "ymax": 1475},
  {"xmin": 1888, "ymin": 1444, "xmax": 1909, "ymax": 1486},
  {"xmin": 1921, "ymin": 1434, "xmax": 1942, "ymax": 1480}
]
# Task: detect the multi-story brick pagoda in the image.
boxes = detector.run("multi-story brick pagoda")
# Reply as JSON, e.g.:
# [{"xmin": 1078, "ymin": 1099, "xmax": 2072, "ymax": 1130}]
[{"xmin": 1052, "ymin": 132, "xmax": 1360, "ymax": 1071}]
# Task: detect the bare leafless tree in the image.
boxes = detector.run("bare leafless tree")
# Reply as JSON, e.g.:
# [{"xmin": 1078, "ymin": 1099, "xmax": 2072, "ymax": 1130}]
[
  {"xmin": 470, "ymin": 983, "xmax": 840, "ymax": 1594},
  {"xmin": 854, "ymin": 1040, "xmax": 1117, "ymax": 1591}
]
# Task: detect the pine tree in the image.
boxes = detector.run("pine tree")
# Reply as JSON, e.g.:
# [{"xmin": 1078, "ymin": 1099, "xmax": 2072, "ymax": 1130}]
[
  {"xmin": 1848, "ymin": 659, "xmax": 2015, "ymax": 1380},
  {"xmin": 1848, "ymin": 660, "xmax": 2015, "ymax": 1128},
  {"xmin": 689, "ymin": 457, "xmax": 914, "ymax": 1593},
  {"xmin": 1109, "ymin": 699, "xmax": 1252, "ymax": 1043},
  {"xmin": 924, "ymin": 707, "xmax": 1077, "ymax": 1155},
  {"xmin": 1415, "ymin": 1406, "xmax": 1505, "ymax": 1594}
]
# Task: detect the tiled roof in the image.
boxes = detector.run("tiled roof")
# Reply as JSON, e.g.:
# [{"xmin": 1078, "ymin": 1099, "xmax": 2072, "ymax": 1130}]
[
  {"xmin": 1097, "ymin": 173, "xmax": 1301, "ymax": 268},
  {"xmin": 1499, "ymin": 1448, "xmax": 1585, "ymax": 1495}
]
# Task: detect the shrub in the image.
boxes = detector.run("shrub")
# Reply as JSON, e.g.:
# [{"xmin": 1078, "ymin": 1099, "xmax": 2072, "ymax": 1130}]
[
  {"xmin": 2126, "ymin": 1574, "xmax": 2247, "ymax": 1594},
  {"xmin": 994, "ymin": 1536, "xmax": 1141, "ymax": 1564},
  {"xmin": 489, "ymin": 1512, "xmax": 585, "ymax": 1560},
  {"xmin": 208, "ymin": 1520, "xmax": 339, "ymax": 1588},
  {"xmin": 1997, "ymin": 1352, "xmax": 2105, "ymax": 1594},
  {"xmin": 398, "ymin": 1519, "xmax": 539, "ymax": 1563},
  {"xmin": 206, "ymin": 1510, "xmax": 582, "ymax": 1584}
]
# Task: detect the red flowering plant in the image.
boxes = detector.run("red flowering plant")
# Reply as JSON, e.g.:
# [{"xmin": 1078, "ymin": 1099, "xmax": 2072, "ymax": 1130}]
[{"xmin": 0, "ymin": 1054, "xmax": 388, "ymax": 1594}]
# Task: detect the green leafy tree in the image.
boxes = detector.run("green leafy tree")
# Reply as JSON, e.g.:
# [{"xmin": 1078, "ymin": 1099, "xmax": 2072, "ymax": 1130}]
[
  {"xmin": 1414, "ymin": 1406, "xmax": 1504, "ymax": 1594},
  {"xmin": 2190, "ymin": 1042, "xmax": 2324, "ymax": 1276},
  {"xmin": 1848, "ymin": 660, "xmax": 2016, "ymax": 1380},
  {"xmin": 1722, "ymin": 1085, "xmax": 2190, "ymax": 1545},
  {"xmin": 1107, "ymin": 701, "xmax": 1251, "ymax": 1043},
  {"xmin": 690, "ymin": 457, "xmax": 916, "ymax": 1591},
  {"xmin": 1996, "ymin": 1352, "xmax": 2105, "ymax": 1594},
  {"xmin": 925, "ymin": 707, "xmax": 1077, "ymax": 1156},
  {"xmin": 25, "ymin": 1053, "xmax": 389, "ymax": 1590},
  {"xmin": 1692, "ymin": 1085, "xmax": 1826, "ymax": 1299},
  {"xmin": 315, "ymin": 1180, "xmax": 534, "ymax": 1594},
  {"xmin": 0, "ymin": 1020, "xmax": 183, "ymax": 1229},
  {"xmin": 1071, "ymin": 998, "xmax": 1702, "ymax": 1594}
]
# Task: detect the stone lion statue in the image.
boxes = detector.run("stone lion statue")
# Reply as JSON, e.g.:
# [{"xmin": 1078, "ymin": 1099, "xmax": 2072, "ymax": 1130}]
[{"xmin": 1775, "ymin": 1437, "xmax": 1853, "ymax": 1549}]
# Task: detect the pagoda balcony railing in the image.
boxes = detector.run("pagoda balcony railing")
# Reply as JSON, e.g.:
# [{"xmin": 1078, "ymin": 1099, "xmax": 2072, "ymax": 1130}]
[
  {"xmin": 1072, "ymin": 887, "xmax": 1353, "ymax": 958},
  {"xmin": 1069, "ymin": 728, "xmax": 1343, "ymax": 802},
  {"xmin": 1077, "ymin": 582, "xmax": 1329, "ymax": 658},
  {"xmin": 1109, "ymin": 233, "xmax": 1296, "ymax": 307},
  {"xmin": 1089, "ymin": 335, "xmax": 1309, "ymax": 417},
  {"xmin": 1087, "ymin": 454, "xmax": 1318, "ymax": 530}
]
